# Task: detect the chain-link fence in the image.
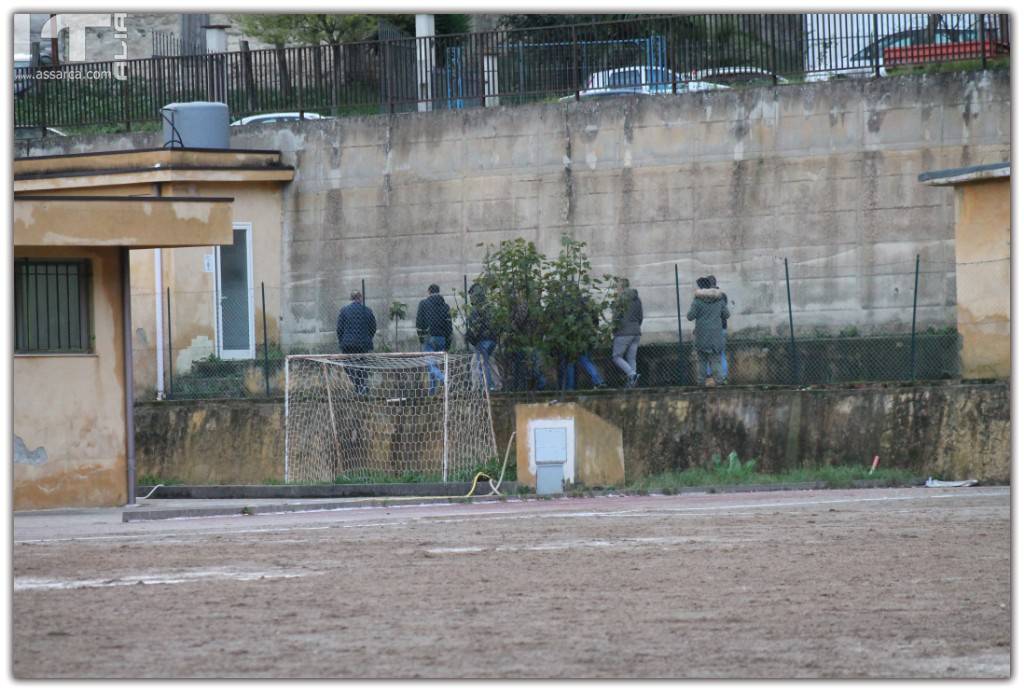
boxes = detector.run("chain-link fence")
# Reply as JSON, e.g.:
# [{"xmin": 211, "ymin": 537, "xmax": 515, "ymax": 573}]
[{"xmin": 132, "ymin": 254, "xmax": 960, "ymax": 401}]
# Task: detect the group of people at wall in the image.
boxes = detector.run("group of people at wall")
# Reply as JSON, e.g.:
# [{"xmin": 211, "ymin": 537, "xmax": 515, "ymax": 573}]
[{"xmin": 335, "ymin": 275, "xmax": 731, "ymax": 392}]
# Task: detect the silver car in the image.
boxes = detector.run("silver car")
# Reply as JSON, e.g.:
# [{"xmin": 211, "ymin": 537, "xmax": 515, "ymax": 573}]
[
  {"xmin": 230, "ymin": 112, "xmax": 325, "ymax": 126},
  {"xmin": 561, "ymin": 66, "xmax": 728, "ymax": 102}
]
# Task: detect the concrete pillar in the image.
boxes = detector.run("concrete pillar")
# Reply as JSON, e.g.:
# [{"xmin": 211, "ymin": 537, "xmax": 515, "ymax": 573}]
[
  {"xmin": 203, "ymin": 24, "xmax": 228, "ymax": 53},
  {"xmin": 415, "ymin": 14, "xmax": 435, "ymax": 112}
]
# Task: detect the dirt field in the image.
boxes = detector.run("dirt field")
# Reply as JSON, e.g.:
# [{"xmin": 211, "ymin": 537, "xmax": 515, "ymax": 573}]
[{"xmin": 12, "ymin": 486, "xmax": 1011, "ymax": 678}]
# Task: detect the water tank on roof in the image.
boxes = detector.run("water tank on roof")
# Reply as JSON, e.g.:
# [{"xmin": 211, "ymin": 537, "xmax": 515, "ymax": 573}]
[{"xmin": 160, "ymin": 101, "xmax": 229, "ymax": 149}]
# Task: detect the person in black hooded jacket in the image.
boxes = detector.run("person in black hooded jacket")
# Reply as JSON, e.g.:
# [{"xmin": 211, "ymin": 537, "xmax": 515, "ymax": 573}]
[
  {"xmin": 465, "ymin": 282, "xmax": 498, "ymax": 390},
  {"xmin": 416, "ymin": 284, "xmax": 452, "ymax": 394}
]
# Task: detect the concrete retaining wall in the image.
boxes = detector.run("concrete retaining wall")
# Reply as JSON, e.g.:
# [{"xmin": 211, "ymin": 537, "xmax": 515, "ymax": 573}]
[
  {"xmin": 134, "ymin": 381, "xmax": 1009, "ymax": 485},
  {"xmin": 21, "ymin": 71, "xmax": 1011, "ymax": 349}
]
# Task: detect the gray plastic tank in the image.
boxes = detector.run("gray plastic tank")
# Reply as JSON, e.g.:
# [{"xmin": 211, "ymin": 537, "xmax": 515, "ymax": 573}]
[{"xmin": 160, "ymin": 101, "xmax": 229, "ymax": 149}]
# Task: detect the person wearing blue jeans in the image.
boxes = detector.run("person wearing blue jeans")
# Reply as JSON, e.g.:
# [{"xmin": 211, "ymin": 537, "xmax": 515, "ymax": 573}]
[
  {"xmin": 510, "ymin": 348, "xmax": 547, "ymax": 391},
  {"xmin": 416, "ymin": 284, "xmax": 453, "ymax": 395},
  {"xmin": 559, "ymin": 353, "xmax": 606, "ymax": 390},
  {"xmin": 465, "ymin": 283, "xmax": 498, "ymax": 391},
  {"xmin": 422, "ymin": 334, "xmax": 447, "ymax": 394},
  {"xmin": 475, "ymin": 339, "xmax": 497, "ymax": 390}
]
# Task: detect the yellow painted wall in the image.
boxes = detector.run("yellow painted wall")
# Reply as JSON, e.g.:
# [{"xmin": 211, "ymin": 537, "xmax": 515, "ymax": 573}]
[
  {"xmin": 13, "ymin": 246, "xmax": 128, "ymax": 509},
  {"xmin": 129, "ymin": 182, "xmax": 285, "ymax": 397},
  {"xmin": 954, "ymin": 179, "xmax": 1011, "ymax": 378},
  {"xmin": 515, "ymin": 403, "xmax": 625, "ymax": 488}
]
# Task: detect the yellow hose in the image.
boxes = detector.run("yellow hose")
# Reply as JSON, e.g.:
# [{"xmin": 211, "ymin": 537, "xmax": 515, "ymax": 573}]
[{"xmin": 465, "ymin": 431, "xmax": 516, "ymax": 497}]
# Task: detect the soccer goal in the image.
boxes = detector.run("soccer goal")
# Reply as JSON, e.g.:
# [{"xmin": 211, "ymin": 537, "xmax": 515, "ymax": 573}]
[{"xmin": 285, "ymin": 352, "xmax": 498, "ymax": 484}]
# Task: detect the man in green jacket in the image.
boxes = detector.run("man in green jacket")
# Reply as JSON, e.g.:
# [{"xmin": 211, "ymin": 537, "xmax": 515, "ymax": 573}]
[{"xmin": 687, "ymin": 276, "xmax": 730, "ymax": 386}]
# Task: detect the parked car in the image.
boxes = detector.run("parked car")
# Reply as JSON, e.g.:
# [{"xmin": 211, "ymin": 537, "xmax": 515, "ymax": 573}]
[
  {"xmin": 560, "ymin": 66, "xmax": 728, "ymax": 102},
  {"xmin": 689, "ymin": 66, "xmax": 789, "ymax": 86},
  {"xmin": 14, "ymin": 126, "xmax": 67, "ymax": 141},
  {"xmin": 804, "ymin": 12, "xmax": 985, "ymax": 81},
  {"xmin": 230, "ymin": 112, "xmax": 326, "ymax": 126}
]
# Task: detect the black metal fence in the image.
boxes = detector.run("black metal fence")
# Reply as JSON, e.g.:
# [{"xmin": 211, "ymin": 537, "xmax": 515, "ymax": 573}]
[
  {"xmin": 16, "ymin": 12, "xmax": 1010, "ymax": 130},
  {"xmin": 132, "ymin": 255, "xmax": 962, "ymax": 401}
]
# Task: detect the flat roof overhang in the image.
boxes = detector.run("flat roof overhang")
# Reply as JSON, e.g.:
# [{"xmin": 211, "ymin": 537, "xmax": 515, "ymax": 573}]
[
  {"xmin": 14, "ymin": 195, "xmax": 235, "ymax": 248},
  {"xmin": 919, "ymin": 162, "xmax": 1010, "ymax": 187},
  {"xmin": 13, "ymin": 147, "xmax": 295, "ymax": 192}
]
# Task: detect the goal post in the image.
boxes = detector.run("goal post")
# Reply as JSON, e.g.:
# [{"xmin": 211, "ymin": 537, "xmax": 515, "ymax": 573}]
[{"xmin": 285, "ymin": 352, "xmax": 498, "ymax": 484}]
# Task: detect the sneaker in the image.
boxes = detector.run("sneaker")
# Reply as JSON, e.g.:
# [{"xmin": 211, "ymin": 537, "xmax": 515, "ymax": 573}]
[{"xmin": 628, "ymin": 372, "xmax": 640, "ymax": 388}]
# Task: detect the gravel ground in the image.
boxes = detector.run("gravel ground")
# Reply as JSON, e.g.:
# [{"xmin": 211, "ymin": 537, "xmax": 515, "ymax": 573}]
[{"xmin": 12, "ymin": 486, "xmax": 1011, "ymax": 679}]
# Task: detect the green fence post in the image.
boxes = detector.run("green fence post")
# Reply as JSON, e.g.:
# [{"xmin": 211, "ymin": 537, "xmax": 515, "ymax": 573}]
[
  {"xmin": 262, "ymin": 281, "xmax": 271, "ymax": 396},
  {"xmin": 910, "ymin": 254, "xmax": 920, "ymax": 381},
  {"xmin": 675, "ymin": 263, "xmax": 686, "ymax": 385},
  {"xmin": 785, "ymin": 257, "xmax": 798, "ymax": 385},
  {"xmin": 166, "ymin": 287, "xmax": 173, "ymax": 399}
]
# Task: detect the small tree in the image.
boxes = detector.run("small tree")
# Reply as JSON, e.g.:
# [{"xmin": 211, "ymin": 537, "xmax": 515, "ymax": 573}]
[
  {"xmin": 542, "ymin": 235, "xmax": 618, "ymax": 373},
  {"xmin": 388, "ymin": 300, "xmax": 407, "ymax": 348},
  {"xmin": 472, "ymin": 235, "xmax": 618, "ymax": 389}
]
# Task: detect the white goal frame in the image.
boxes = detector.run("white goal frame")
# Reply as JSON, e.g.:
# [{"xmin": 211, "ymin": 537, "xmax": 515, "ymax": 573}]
[{"xmin": 284, "ymin": 352, "xmax": 498, "ymax": 484}]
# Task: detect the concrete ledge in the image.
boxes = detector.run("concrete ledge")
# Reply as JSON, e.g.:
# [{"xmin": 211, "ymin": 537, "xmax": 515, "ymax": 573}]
[
  {"xmin": 122, "ymin": 494, "xmax": 509, "ymax": 522},
  {"xmin": 123, "ymin": 478, "xmax": 935, "ymax": 522},
  {"xmin": 137, "ymin": 481, "xmax": 519, "ymax": 500}
]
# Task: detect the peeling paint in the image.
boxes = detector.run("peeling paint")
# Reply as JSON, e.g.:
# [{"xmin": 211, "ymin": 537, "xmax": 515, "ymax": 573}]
[{"xmin": 14, "ymin": 435, "xmax": 48, "ymax": 466}]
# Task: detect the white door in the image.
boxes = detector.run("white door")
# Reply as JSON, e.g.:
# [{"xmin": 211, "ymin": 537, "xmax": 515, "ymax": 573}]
[{"xmin": 215, "ymin": 223, "xmax": 255, "ymax": 359}]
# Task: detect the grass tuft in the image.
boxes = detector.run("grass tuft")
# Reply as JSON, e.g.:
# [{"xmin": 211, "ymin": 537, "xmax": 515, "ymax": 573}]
[{"xmin": 631, "ymin": 452, "xmax": 919, "ymax": 492}]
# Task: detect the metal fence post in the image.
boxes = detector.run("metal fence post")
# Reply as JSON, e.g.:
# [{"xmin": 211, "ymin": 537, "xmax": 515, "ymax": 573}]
[
  {"xmin": 675, "ymin": 264, "xmax": 685, "ymax": 385},
  {"xmin": 240, "ymin": 40, "xmax": 257, "ymax": 114},
  {"xmin": 362, "ymin": 278, "xmax": 366, "ymax": 305},
  {"xmin": 571, "ymin": 25, "xmax": 580, "ymax": 101},
  {"xmin": 770, "ymin": 14, "xmax": 779, "ymax": 85},
  {"xmin": 261, "ymin": 281, "xmax": 270, "ymax": 396},
  {"xmin": 785, "ymin": 258, "xmax": 798, "ymax": 385},
  {"xmin": 910, "ymin": 254, "xmax": 920, "ymax": 381},
  {"xmin": 872, "ymin": 14, "xmax": 881, "ymax": 78},
  {"xmin": 978, "ymin": 14, "xmax": 988, "ymax": 70},
  {"xmin": 166, "ymin": 287, "xmax": 173, "ymax": 399}
]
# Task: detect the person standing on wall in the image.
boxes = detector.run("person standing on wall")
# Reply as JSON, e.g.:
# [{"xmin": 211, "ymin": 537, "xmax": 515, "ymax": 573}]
[
  {"xmin": 335, "ymin": 290, "xmax": 377, "ymax": 394},
  {"xmin": 560, "ymin": 290, "xmax": 607, "ymax": 390},
  {"xmin": 687, "ymin": 277, "xmax": 729, "ymax": 387},
  {"xmin": 705, "ymin": 275, "xmax": 729, "ymax": 384},
  {"xmin": 611, "ymin": 278, "xmax": 643, "ymax": 388},
  {"xmin": 416, "ymin": 283, "xmax": 453, "ymax": 395},
  {"xmin": 465, "ymin": 282, "xmax": 498, "ymax": 391}
]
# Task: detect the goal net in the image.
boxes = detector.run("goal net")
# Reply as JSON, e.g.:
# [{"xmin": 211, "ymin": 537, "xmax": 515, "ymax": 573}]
[{"xmin": 285, "ymin": 352, "xmax": 498, "ymax": 484}]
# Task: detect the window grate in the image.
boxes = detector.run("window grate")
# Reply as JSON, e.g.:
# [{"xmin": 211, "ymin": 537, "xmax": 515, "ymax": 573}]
[{"xmin": 14, "ymin": 259, "xmax": 93, "ymax": 354}]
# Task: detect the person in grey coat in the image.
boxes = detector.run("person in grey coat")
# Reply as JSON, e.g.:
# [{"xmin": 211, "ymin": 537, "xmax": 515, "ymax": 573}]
[
  {"xmin": 611, "ymin": 278, "xmax": 643, "ymax": 388},
  {"xmin": 687, "ymin": 276, "xmax": 730, "ymax": 386}
]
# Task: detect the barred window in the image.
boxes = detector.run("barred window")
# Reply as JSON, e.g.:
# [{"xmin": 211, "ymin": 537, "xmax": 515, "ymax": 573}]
[{"xmin": 14, "ymin": 259, "xmax": 93, "ymax": 354}]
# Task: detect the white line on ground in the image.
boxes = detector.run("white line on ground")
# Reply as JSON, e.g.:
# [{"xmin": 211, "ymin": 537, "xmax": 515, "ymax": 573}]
[{"xmin": 14, "ymin": 568, "xmax": 308, "ymax": 592}]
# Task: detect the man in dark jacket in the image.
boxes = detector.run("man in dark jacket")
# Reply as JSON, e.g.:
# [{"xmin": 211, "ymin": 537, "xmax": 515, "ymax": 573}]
[
  {"xmin": 687, "ymin": 277, "xmax": 729, "ymax": 386},
  {"xmin": 416, "ymin": 284, "xmax": 453, "ymax": 394},
  {"xmin": 611, "ymin": 278, "xmax": 643, "ymax": 388},
  {"xmin": 465, "ymin": 283, "xmax": 498, "ymax": 390},
  {"xmin": 336, "ymin": 291, "xmax": 376, "ymax": 393}
]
